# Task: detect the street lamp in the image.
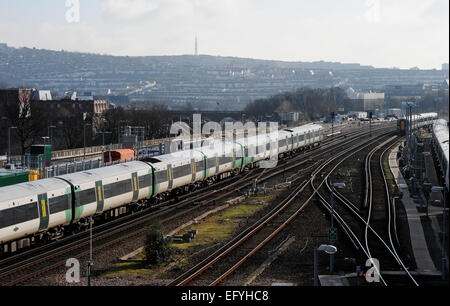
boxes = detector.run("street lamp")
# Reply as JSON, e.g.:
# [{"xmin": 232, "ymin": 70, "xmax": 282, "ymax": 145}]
[
  {"xmin": 118, "ymin": 120, "xmax": 127, "ymax": 147},
  {"xmin": 41, "ymin": 136, "xmax": 50, "ymax": 146},
  {"xmin": 84, "ymin": 123, "xmax": 92, "ymax": 160},
  {"xmin": 431, "ymin": 186, "xmax": 447, "ymax": 280},
  {"xmin": 329, "ymin": 182, "xmax": 345, "ymax": 273},
  {"xmin": 48, "ymin": 125, "xmax": 56, "ymax": 146},
  {"xmin": 87, "ymin": 215, "xmax": 93, "ymax": 286},
  {"xmin": 8, "ymin": 126, "xmax": 17, "ymax": 165},
  {"xmin": 314, "ymin": 245, "xmax": 338, "ymax": 286},
  {"xmin": 97, "ymin": 131, "xmax": 112, "ymax": 166}
]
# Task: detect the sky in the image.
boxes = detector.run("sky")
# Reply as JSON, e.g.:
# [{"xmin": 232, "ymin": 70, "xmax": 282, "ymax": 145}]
[{"xmin": 0, "ymin": 0, "xmax": 448, "ymax": 69}]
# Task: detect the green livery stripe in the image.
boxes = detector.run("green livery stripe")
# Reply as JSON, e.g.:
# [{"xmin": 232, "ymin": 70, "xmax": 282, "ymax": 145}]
[
  {"xmin": 65, "ymin": 209, "xmax": 72, "ymax": 222},
  {"xmin": 75, "ymin": 205, "xmax": 84, "ymax": 220},
  {"xmin": 65, "ymin": 187, "xmax": 72, "ymax": 222},
  {"xmin": 155, "ymin": 184, "xmax": 160, "ymax": 194}
]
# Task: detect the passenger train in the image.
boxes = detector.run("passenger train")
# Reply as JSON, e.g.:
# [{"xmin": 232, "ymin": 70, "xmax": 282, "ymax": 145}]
[
  {"xmin": 432, "ymin": 119, "xmax": 449, "ymax": 192},
  {"xmin": 397, "ymin": 112, "xmax": 438, "ymax": 136},
  {"xmin": 0, "ymin": 123, "xmax": 324, "ymax": 253}
]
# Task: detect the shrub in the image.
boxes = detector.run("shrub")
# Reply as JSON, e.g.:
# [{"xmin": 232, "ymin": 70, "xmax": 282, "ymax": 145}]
[{"xmin": 144, "ymin": 223, "xmax": 175, "ymax": 265}]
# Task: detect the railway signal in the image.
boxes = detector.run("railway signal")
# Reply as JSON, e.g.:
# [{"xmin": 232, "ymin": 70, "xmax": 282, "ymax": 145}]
[{"xmin": 328, "ymin": 227, "xmax": 337, "ymax": 242}]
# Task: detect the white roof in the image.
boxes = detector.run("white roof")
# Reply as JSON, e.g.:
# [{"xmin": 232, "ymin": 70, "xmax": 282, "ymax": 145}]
[{"xmin": 0, "ymin": 178, "xmax": 69, "ymax": 203}]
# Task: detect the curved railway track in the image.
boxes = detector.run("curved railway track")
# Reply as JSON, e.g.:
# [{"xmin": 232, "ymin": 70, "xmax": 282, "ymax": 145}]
[
  {"xmin": 314, "ymin": 135, "xmax": 418, "ymax": 286},
  {"xmin": 168, "ymin": 127, "xmax": 396, "ymax": 286},
  {"xmin": 0, "ymin": 123, "xmax": 395, "ymax": 286}
]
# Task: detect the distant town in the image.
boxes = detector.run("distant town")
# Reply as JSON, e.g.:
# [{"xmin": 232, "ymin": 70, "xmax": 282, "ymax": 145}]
[{"xmin": 0, "ymin": 43, "xmax": 448, "ymax": 111}]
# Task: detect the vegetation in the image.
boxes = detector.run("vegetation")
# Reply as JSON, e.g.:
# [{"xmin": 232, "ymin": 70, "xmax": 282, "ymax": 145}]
[
  {"xmin": 244, "ymin": 87, "xmax": 347, "ymax": 120},
  {"xmin": 0, "ymin": 100, "xmax": 171, "ymax": 155},
  {"xmin": 144, "ymin": 223, "xmax": 175, "ymax": 266}
]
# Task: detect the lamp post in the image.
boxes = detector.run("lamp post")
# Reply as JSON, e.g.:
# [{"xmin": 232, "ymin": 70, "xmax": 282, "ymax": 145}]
[
  {"xmin": 41, "ymin": 136, "xmax": 49, "ymax": 146},
  {"xmin": 330, "ymin": 182, "xmax": 345, "ymax": 272},
  {"xmin": 48, "ymin": 125, "xmax": 56, "ymax": 146},
  {"xmin": 7, "ymin": 126, "xmax": 17, "ymax": 165},
  {"xmin": 331, "ymin": 112, "xmax": 335, "ymax": 138},
  {"xmin": 118, "ymin": 120, "xmax": 127, "ymax": 148},
  {"xmin": 87, "ymin": 215, "xmax": 93, "ymax": 286},
  {"xmin": 97, "ymin": 131, "xmax": 112, "ymax": 166},
  {"xmin": 84, "ymin": 123, "xmax": 91, "ymax": 160},
  {"xmin": 432, "ymin": 186, "xmax": 447, "ymax": 280},
  {"xmin": 314, "ymin": 245, "xmax": 338, "ymax": 286}
]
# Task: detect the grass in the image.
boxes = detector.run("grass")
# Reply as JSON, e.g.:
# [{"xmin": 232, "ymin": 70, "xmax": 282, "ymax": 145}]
[
  {"xmin": 99, "ymin": 189, "xmax": 283, "ymax": 280},
  {"xmin": 173, "ymin": 191, "xmax": 282, "ymax": 250}
]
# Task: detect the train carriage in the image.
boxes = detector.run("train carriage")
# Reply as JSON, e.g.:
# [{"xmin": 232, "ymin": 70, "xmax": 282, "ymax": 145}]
[
  {"xmin": 145, "ymin": 150, "xmax": 206, "ymax": 194},
  {"xmin": 92, "ymin": 161, "xmax": 152, "ymax": 213},
  {"xmin": 56, "ymin": 171, "xmax": 102, "ymax": 221},
  {"xmin": 433, "ymin": 119, "xmax": 449, "ymax": 191},
  {"xmin": 275, "ymin": 130, "xmax": 293, "ymax": 155},
  {"xmin": 0, "ymin": 178, "xmax": 72, "ymax": 244}
]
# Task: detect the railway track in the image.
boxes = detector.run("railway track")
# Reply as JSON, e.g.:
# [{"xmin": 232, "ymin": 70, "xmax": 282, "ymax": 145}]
[
  {"xmin": 313, "ymin": 135, "xmax": 419, "ymax": 286},
  {"xmin": 167, "ymin": 127, "xmax": 396, "ymax": 286},
  {"xmin": 0, "ymin": 123, "xmax": 395, "ymax": 286}
]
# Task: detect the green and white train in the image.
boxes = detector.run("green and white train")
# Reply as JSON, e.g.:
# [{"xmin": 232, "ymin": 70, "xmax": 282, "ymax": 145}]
[{"xmin": 0, "ymin": 123, "xmax": 324, "ymax": 253}]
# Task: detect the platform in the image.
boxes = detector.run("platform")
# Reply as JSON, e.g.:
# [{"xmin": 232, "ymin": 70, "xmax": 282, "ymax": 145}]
[{"xmin": 388, "ymin": 145, "xmax": 439, "ymax": 274}]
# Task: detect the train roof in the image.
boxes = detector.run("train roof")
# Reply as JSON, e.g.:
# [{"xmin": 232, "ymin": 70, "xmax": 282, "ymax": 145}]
[
  {"xmin": 0, "ymin": 178, "xmax": 69, "ymax": 203},
  {"xmin": 56, "ymin": 161, "xmax": 150, "ymax": 184}
]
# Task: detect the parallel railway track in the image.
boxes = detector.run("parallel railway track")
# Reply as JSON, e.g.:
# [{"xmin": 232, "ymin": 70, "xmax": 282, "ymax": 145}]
[{"xmin": 0, "ymin": 123, "xmax": 395, "ymax": 286}]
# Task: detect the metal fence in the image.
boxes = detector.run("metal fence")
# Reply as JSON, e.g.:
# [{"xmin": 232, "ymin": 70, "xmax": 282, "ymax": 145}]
[{"xmin": 44, "ymin": 151, "xmax": 161, "ymax": 178}]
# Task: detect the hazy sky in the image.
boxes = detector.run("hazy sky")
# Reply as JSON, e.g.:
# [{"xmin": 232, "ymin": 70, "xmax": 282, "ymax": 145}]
[{"xmin": 0, "ymin": 0, "xmax": 448, "ymax": 69}]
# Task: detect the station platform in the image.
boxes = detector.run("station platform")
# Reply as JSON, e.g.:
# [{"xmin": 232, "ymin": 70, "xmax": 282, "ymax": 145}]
[{"xmin": 388, "ymin": 145, "xmax": 439, "ymax": 274}]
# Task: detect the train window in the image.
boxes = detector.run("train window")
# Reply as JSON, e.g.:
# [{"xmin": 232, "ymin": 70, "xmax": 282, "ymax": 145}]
[
  {"xmin": 49, "ymin": 194, "xmax": 71, "ymax": 214},
  {"xmin": 196, "ymin": 161, "xmax": 204, "ymax": 172},
  {"xmin": 78, "ymin": 188, "xmax": 96, "ymax": 206},
  {"xmin": 138, "ymin": 174, "xmax": 152, "ymax": 189},
  {"xmin": 173, "ymin": 164, "xmax": 191, "ymax": 177},
  {"xmin": 103, "ymin": 180, "xmax": 132, "ymax": 199},
  {"xmin": 219, "ymin": 156, "xmax": 233, "ymax": 164},
  {"xmin": 206, "ymin": 157, "xmax": 217, "ymax": 169},
  {"xmin": 0, "ymin": 203, "xmax": 38, "ymax": 229},
  {"xmin": 155, "ymin": 170, "xmax": 168, "ymax": 184}
]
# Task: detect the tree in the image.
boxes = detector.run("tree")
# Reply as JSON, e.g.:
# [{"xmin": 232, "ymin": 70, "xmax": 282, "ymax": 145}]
[{"xmin": 0, "ymin": 98, "xmax": 48, "ymax": 155}]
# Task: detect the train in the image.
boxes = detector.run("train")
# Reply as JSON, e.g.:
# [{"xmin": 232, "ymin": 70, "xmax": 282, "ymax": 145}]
[
  {"xmin": 397, "ymin": 112, "xmax": 438, "ymax": 136},
  {"xmin": 0, "ymin": 123, "xmax": 324, "ymax": 253},
  {"xmin": 432, "ymin": 119, "xmax": 449, "ymax": 192}
]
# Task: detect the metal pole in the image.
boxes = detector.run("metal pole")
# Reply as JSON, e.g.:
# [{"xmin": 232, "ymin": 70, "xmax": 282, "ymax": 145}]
[
  {"xmin": 330, "ymin": 187, "xmax": 335, "ymax": 273},
  {"xmin": 442, "ymin": 189, "xmax": 447, "ymax": 280},
  {"xmin": 84, "ymin": 125, "xmax": 86, "ymax": 160},
  {"xmin": 330, "ymin": 252, "xmax": 334, "ymax": 273},
  {"xmin": 87, "ymin": 215, "xmax": 93, "ymax": 286},
  {"xmin": 8, "ymin": 127, "xmax": 11, "ymax": 165},
  {"xmin": 331, "ymin": 186, "xmax": 334, "ymax": 228},
  {"xmin": 102, "ymin": 133, "xmax": 105, "ymax": 166},
  {"xmin": 314, "ymin": 248, "xmax": 318, "ymax": 286}
]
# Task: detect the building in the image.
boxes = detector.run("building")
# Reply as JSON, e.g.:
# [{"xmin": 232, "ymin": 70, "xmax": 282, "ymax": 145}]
[
  {"xmin": 385, "ymin": 84, "xmax": 424, "ymax": 108},
  {"xmin": 442, "ymin": 63, "xmax": 449, "ymax": 71},
  {"xmin": 37, "ymin": 98, "xmax": 108, "ymax": 116},
  {"xmin": 277, "ymin": 111, "xmax": 301, "ymax": 122},
  {"xmin": 0, "ymin": 88, "xmax": 35, "ymax": 118},
  {"xmin": 345, "ymin": 91, "xmax": 385, "ymax": 112},
  {"xmin": 32, "ymin": 90, "xmax": 52, "ymax": 101},
  {"xmin": 348, "ymin": 111, "xmax": 368, "ymax": 119}
]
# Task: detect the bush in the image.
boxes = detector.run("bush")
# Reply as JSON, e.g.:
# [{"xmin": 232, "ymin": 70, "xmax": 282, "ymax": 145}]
[{"xmin": 144, "ymin": 223, "xmax": 175, "ymax": 265}]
